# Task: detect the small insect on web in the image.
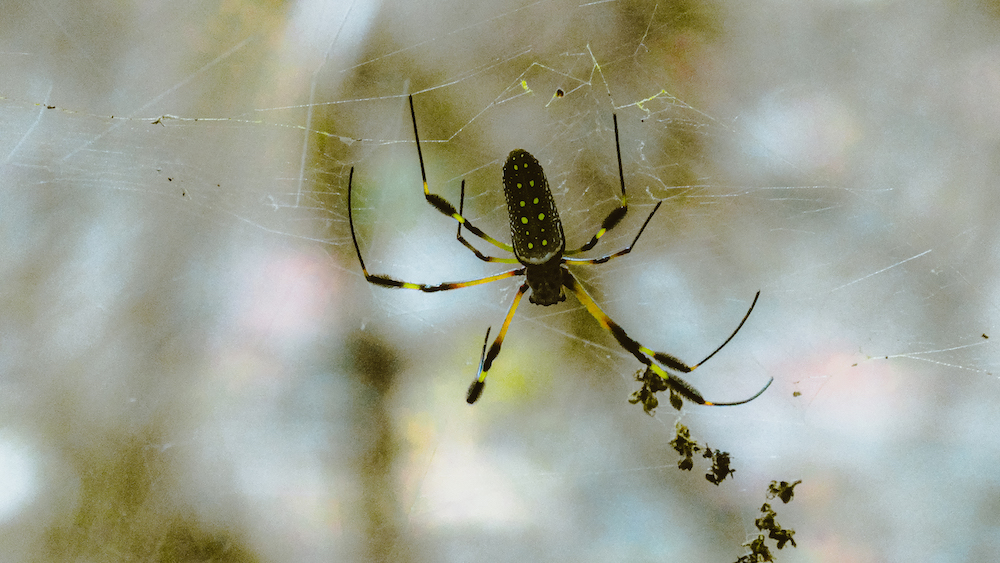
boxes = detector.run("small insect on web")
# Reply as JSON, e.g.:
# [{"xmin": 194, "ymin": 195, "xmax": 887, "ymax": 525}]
[{"xmin": 347, "ymin": 94, "xmax": 772, "ymax": 407}]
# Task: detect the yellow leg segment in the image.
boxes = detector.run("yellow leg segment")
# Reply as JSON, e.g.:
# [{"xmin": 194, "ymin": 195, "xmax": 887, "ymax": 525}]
[
  {"xmin": 563, "ymin": 271, "xmax": 771, "ymax": 407},
  {"xmin": 466, "ymin": 283, "xmax": 530, "ymax": 403}
]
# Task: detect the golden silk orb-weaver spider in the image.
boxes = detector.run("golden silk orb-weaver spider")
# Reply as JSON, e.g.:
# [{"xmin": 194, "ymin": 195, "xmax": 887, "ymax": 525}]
[{"xmin": 347, "ymin": 95, "xmax": 773, "ymax": 407}]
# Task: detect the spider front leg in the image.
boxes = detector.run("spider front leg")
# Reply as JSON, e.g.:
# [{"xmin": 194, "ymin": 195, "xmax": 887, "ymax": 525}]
[
  {"xmin": 348, "ymin": 167, "xmax": 525, "ymax": 292},
  {"xmin": 563, "ymin": 272, "xmax": 771, "ymax": 406}
]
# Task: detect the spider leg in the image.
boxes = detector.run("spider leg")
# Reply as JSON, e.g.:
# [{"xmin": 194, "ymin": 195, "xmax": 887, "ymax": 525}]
[
  {"xmin": 689, "ymin": 290, "xmax": 760, "ymax": 369},
  {"xmin": 565, "ymin": 114, "xmax": 629, "ymax": 255},
  {"xmin": 563, "ymin": 271, "xmax": 771, "ymax": 406},
  {"xmin": 456, "ymin": 179, "xmax": 520, "ymax": 264},
  {"xmin": 466, "ymin": 282, "xmax": 530, "ymax": 404},
  {"xmin": 408, "ymin": 95, "xmax": 515, "ymax": 254},
  {"xmin": 563, "ymin": 201, "xmax": 662, "ymax": 266},
  {"xmin": 348, "ymin": 167, "xmax": 525, "ymax": 292}
]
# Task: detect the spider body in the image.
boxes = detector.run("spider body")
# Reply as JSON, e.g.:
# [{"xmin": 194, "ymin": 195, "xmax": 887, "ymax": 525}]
[
  {"xmin": 503, "ymin": 149, "xmax": 567, "ymax": 305},
  {"xmin": 348, "ymin": 95, "xmax": 772, "ymax": 408}
]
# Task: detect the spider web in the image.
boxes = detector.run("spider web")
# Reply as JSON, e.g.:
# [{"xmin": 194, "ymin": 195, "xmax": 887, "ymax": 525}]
[{"xmin": 1, "ymin": 0, "xmax": 999, "ymax": 561}]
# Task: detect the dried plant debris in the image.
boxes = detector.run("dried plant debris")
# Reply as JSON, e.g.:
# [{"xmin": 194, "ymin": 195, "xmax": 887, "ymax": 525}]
[
  {"xmin": 628, "ymin": 363, "xmax": 769, "ymax": 413},
  {"xmin": 629, "ymin": 367, "xmax": 679, "ymax": 414},
  {"xmin": 735, "ymin": 482, "xmax": 800, "ymax": 563},
  {"xmin": 704, "ymin": 447, "xmax": 735, "ymax": 485},
  {"xmin": 739, "ymin": 535, "xmax": 773, "ymax": 563},
  {"xmin": 767, "ymin": 480, "xmax": 802, "ymax": 504},
  {"xmin": 755, "ymin": 503, "xmax": 797, "ymax": 549},
  {"xmin": 670, "ymin": 423, "xmax": 701, "ymax": 471},
  {"xmin": 668, "ymin": 423, "xmax": 737, "ymax": 485}
]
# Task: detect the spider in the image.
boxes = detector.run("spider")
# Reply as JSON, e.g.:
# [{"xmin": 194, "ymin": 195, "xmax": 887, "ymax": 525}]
[{"xmin": 347, "ymin": 95, "xmax": 773, "ymax": 407}]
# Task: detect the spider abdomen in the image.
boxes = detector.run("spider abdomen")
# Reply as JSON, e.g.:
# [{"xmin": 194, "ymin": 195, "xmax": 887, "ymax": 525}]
[{"xmin": 503, "ymin": 149, "xmax": 565, "ymax": 265}]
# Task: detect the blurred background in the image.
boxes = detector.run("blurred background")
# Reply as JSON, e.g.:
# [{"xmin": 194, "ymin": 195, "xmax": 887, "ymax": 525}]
[{"xmin": 2, "ymin": 0, "xmax": 999, "ymax": 561}]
